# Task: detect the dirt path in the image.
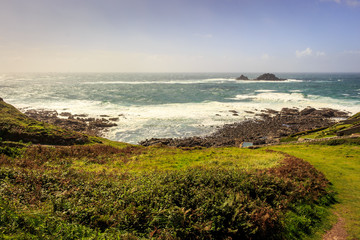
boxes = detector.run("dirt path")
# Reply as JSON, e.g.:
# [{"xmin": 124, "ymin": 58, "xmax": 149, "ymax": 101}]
[{"xmin": 322, "ymin": 214, "xmax": 348, "ymax": 240}]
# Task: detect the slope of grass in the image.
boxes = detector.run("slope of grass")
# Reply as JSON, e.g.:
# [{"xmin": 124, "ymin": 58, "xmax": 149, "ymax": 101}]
[
  {"xmin": 280, "ymin": 112, "xmax": 360, "ymax": 142},
  {"xmin": 0, "ymin": 99, "xmax": 100, "ymax": 145},
  {"xmin": 269, "ymin": 142, "xmax": 360, "ymax": 239}
]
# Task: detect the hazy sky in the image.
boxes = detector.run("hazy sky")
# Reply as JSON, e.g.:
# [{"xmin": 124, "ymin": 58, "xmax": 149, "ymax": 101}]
[{"xmin": 1, "ymin": 0, "xmax": 360, "ymax": 72}]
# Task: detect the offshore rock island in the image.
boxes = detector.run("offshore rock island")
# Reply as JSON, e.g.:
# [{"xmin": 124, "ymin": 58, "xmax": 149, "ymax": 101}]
[{"xmin": 236, "ymin": 73, "xmax": 286, "ymax": 81}]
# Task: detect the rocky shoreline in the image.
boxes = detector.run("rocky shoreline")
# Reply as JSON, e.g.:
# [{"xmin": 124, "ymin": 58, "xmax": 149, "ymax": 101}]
[
  {"xmin": 21, "ymin": 106, "xmax": 350, "ymax": 148},
  {"xmin": 139, "ymin": 107, "xmax": 349, "ymax": 147},
  {"xmin": 22, "ymin": 109, "xmax": 119, "ymax": 137}
]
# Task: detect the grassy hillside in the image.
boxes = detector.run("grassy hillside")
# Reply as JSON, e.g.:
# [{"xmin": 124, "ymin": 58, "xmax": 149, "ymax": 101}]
[
  {"xmin": 280, "ymin": 112, "xmax": 360, "ymax": 142},
  {"xmin": 1, "ymin": 99, "xmax": 355, "ymax": 239},
  {"xmin": 0, "ymin": 99, "xmax": 99, "ymax": 145}
]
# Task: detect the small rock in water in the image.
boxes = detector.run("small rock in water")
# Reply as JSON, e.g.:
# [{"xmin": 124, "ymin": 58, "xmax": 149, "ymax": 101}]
[
  {"xmin": 236, "ymin": 74, "xmax": 249, "ymax": 80},
  {"xmin": 109, "ymin": 117, "xmax": 119, "ymax": 121},
  {"xmin": 60, "ymin": 112, "xmax": 72, "ymax": 117}
]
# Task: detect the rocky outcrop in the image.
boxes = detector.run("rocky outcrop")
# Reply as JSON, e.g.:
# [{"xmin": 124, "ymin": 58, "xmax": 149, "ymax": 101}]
[
  {"xmin": 236, "ymin": 75, "xmax": 249, "ymax": 80},
  {"xmin": 235, "ymin": 73, "xmax": 287, "ymax": 81},
  {"xmin": 256, "ymin": 73, "xmax": 285, "ymax": 81},
  {"xmin": 140, "ymin": 108, "xmax": 349, "ymax": 148},
  {"xmin": 23, "ymin": 109, "xmax": 118, "ymax": 136},
  {"xmin": 337, "ymin": 124, "xmax": 360, "ymax": 136}
]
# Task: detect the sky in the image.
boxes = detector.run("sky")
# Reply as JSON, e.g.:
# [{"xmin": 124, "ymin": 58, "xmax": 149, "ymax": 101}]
[{"xmin": 0, "ymin": 0, "xmax": 360, "ymax": 72}]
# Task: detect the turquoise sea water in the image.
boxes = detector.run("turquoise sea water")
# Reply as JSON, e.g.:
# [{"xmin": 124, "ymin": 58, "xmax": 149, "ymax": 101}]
[{"xmin": 0, "ymin": 73, "xmax": 359, "ymax": 143}]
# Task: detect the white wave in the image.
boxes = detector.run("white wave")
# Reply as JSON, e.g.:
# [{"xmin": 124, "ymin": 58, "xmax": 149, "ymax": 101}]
[
  {"xmin": 82, "ymin": 78, "xmax": 235, "ymax": 85},
  {"xmin": 231, "ymin": 92, "xmax": 307, "ymax": 102},
  {"xmin": 286, "ymin": 79, "xmax": 303, "ymax": 82},
  {"xmin": 255, "ymin": 89, "xmax": 277, "ymax": 93},
  {"xmin": 289, "ymin": 90, "xmax": 302, "ymax": 93}
]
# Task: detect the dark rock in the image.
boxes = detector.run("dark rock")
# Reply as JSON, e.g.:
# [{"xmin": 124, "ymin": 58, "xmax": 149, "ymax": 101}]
[
  {"xmin": 23, "ymin": 109, "xmax": 119, "ymax": 137},
  {"xmin": 280, "ymin": 108, "xmax": 299, "ymax": 116},
  {"xmin": 264, "ymin": 109, "xmax": 279, "ymax": 115},
  {"xmin": 236, "ymin": 75, "xmax": 249, "ymax": 80},
  {"xmin": 337, "ymin": 124, "xmax": 360, "ymax": 136},
  {"xmin": 60, "ymin": 112, "xmax": 72, "ymax": 117},
  {"xmin": 139, "ymin": 107, "xmax": 349, "ymax": 148},
  {"xmin": 300, "ymin": 107, "xmax": 316, "ymax": 116},
  {"xmin": 74, "ymin": 114, "xmax": 88, "ymax": 117},
  {"xmin": 255, "ymin": 73, "xmax": 286, "ymax": 81}
]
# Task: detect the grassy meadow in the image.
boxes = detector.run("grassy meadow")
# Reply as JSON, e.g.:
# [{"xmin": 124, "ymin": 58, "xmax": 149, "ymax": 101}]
[{"xmin": 0, "ymin": 142, "xmax": 337, "ymax": 239}]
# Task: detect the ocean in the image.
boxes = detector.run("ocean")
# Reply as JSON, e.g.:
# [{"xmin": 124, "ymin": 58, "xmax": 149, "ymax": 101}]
[{"xmin": 1, "ymin": 72, "xmax": 359, "ymax": 144}]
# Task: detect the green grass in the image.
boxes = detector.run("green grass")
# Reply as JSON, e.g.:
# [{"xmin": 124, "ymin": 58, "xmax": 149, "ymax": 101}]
[
  {"xmin": 80, "ymin": 146, "xmax": 283, "ymax": 173},
  {"xmin": 280, "ymin": 112, "xmax": 360, "ymax": 142},
  {"xmin": 0, "ymin": 144, "xmax": 335, "ymax": 239},
  {"xmin": 15, "ymin": 144, "xmax": 282, "ymax": 175},
  {"xmin": 0, "ymin": 100, "xmax": 98, "ymax": 145},
  {"xmin": 268, "ymin": 142, "xmax": 360, "ymax": 239},
  {"xmin": 299, "ymin": 124, "xmax": 352, "ymax": 139}
]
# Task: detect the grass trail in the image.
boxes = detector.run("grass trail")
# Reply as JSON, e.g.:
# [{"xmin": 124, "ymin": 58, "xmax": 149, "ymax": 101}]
[{"xmin": 268, "ymin": 144, "xmax": 360, "ymax": 239}]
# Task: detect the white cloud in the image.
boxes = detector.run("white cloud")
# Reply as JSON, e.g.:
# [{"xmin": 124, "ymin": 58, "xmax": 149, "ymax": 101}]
[{"xmin": 296, "ymin": 48, "xmax": 312, "ymax": 58}]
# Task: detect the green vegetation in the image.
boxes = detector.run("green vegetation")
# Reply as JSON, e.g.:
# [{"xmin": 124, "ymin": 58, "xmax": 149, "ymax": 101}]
[
  {"xmin": 0, "ymin": 100, "xmax": 100, "ymax": 145},
  {"xmin": 1, "ymin": 99, "xmax": 357, "ymax": 239},
  {"xmin": 269, "ymin": 143, "xmax": 360, "ymax": 239},
  {"xmin": 280, "ymin": 112, "xmax": 360, "ymax": 142},
  {"xmin": 72, "ymin": 146, "xmax": 283, "ymax": 173},
  {"xmin": 0, "ymin": 144, "xmax": 335, "ymax": 239}
]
